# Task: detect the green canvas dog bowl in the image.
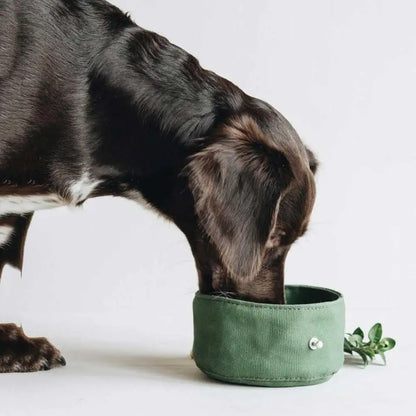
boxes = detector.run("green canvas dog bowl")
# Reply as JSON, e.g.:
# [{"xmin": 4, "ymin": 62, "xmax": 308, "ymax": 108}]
[{"xmin": 192, "ymin": 285, "xmax": 345, "ymax": 387}]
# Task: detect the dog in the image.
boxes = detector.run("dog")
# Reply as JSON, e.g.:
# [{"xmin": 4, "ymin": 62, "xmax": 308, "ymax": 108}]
[{"xmin": 0, "ymin": 0, "xmax": 318, "ymax": 373}]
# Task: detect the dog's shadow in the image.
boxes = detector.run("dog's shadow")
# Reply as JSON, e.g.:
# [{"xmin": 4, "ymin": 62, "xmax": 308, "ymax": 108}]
[
  {"xmin": 64, "ymin": 349, "xmax": 377, "ymax": 383},
  {"xmin": 66, "ymin": 347, "xmax": 216, "ymax": 384}
]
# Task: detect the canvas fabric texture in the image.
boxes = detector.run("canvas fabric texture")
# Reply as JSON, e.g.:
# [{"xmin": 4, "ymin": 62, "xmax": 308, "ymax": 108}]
[{"xmin": 192, "ymin": 285, "xmax": 345, "ymax": 387}]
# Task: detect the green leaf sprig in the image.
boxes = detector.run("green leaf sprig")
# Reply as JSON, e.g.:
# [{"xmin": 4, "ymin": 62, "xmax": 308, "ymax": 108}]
[{"xmin": 344, "ymin": 323, "xmax": 396, "ymax": 366}]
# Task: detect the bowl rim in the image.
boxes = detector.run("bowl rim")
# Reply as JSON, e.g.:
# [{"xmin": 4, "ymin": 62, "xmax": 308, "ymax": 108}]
[{"xmin": 194, "ymin": 284, "xmax": 343, "ymax": 310}]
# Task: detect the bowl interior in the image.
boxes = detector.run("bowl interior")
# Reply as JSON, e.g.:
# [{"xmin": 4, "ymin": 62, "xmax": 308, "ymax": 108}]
[{"xmin": 285, "ymin": 285, "xmax": 341, "ymax": 305}]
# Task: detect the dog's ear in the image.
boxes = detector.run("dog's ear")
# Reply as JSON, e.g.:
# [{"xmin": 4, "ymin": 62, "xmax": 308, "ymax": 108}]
[{"xmin": 186, "ymin": 115, "xmax": 293, "ymax": 281}]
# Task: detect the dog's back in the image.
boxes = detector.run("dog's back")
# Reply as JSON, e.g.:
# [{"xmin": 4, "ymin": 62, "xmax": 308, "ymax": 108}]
[
  {"xmin": 0, "ymin": 0, "xmax": 126, "ymax": 187},
  {"xmin": 0, "ymin": 0, "xmax": 241, "ymax": 190}
]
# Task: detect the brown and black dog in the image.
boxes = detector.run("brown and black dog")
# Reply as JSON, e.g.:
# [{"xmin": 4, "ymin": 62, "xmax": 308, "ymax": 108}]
[{"xmin": 0, "ymin": 0, "xmax": 317, "ymax": 372}]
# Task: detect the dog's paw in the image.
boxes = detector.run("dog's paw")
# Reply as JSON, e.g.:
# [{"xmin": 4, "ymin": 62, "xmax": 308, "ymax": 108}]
[{"xmin": 0, "ymin": 323, "xmax": 66, "ymax": 373}]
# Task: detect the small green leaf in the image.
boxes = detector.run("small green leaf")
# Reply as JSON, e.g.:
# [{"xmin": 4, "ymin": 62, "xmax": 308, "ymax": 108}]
[
  {"xmin": 344, "ymin": 339, "xmax": 353, "ymax": 354},
  {"xmin": 378, "ymin": 337, "xmax": 396, "ymax": 352},
  {"xmin": 348, "ymin": 334, "xmax": 363, "ymax": 347},
  {"xmin": 361, "ymin": 347, "xmax": 376, "ymax": 360},
  {"xmin": 353, "ymin": 327, "xmax": 364, "ymax": 339},
  {"xmin": 357, "ymin": 350, "xmax": 368, "ymax": 366},
  {"xmin": 379, "ymin": 351, "xmax": 386, "ymax": 365},
  {"xmin": 368, "ymin": 323, "xmax": 383, "ymax": 344}
]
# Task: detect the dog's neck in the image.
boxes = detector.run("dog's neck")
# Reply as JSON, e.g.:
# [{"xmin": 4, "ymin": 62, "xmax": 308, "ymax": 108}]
[{"xmin": 87, "ymin": 27, "xmax": 245, "ymax": 179}]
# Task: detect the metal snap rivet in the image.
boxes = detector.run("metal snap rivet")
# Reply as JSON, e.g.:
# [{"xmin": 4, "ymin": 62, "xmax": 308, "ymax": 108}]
[{"xmin": 309, "ymin": 337, "xmax": 324, "ymax": 350}]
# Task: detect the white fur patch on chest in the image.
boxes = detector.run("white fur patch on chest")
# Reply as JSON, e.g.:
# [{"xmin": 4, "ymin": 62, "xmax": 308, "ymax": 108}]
[
  {"xmin": 0, "ymin": 225, "xmax": 14, "ymax": 246},
  {"xmin": 0, "ymin": 173, "xmax": 102, "ymax": 217},
  {"xmin": 68, "ymin": 173, "xmax": 101, "ymax": 205},
  {"xmin": 0, "ymin": 194, "xmax": 64, "ymax": 216}
]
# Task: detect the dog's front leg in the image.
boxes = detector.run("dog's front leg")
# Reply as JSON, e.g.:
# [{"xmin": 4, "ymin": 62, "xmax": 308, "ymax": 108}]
[{"xmin": 0, "ymin": 214, "xmax": 65, "ymax": 373}]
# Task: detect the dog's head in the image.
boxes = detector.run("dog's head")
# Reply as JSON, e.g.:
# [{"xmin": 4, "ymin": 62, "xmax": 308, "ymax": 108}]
[{"xmin": 167, "ymin": 99, "xmax": 317, "ymax": 304}]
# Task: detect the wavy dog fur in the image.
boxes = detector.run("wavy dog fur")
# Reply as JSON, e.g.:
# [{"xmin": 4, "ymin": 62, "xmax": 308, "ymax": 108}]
[{"xmin": 186, "ymin": 115, "xmax": 294, "ymax": 282}]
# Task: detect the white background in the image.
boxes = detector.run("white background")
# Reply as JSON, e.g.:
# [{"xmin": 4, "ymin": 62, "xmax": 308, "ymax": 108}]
[{"xmin": 0, "ymin": 0, "xmax": 415, "ymax": 414}]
